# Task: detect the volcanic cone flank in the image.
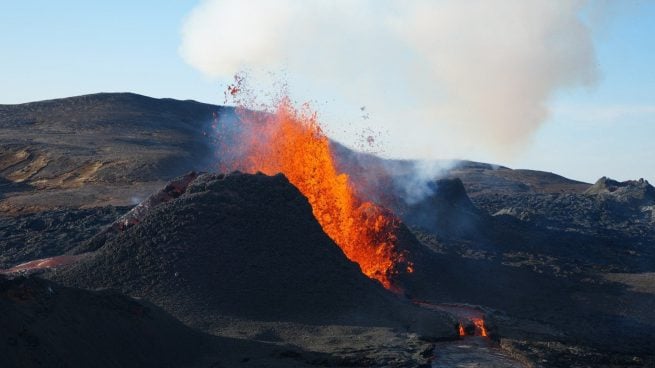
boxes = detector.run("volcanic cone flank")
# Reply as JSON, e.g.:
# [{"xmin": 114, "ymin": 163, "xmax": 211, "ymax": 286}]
[
  {"xmin": 0, "ymin": 275, "xmax": 207, "ymax": 368},
  {"xmin": 53, "ymin": 172, "xmax": 453, "ymax": 335}
]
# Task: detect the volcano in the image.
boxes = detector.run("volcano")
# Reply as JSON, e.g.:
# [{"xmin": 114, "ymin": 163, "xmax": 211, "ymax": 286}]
[
  {"xmin": 51, "ymin": 172, "xmax": 454, "ymax": 335},
  {"xmin": 1, "ymin": 93, "xmax": 654, "ymax": 367},
  {"xmin": 212, "ymin": 98, "xmax": 413, "ymax": 289}
]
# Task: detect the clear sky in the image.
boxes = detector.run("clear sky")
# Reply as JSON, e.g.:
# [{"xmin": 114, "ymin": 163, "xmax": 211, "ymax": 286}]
[{"xmin": 1, "ymin": 1, "xmax": 653, "ymax": 184}]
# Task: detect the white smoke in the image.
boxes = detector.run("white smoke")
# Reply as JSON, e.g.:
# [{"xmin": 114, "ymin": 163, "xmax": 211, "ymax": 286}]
[{"xmin": 180, "ymin": 0, "xmax": 600, "ymax": 160}]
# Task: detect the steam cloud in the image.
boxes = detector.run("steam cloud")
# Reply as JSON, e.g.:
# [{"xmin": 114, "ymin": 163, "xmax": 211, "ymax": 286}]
[{"xmin": 180, "ymin": 0, "xmax": 599, "ymax": 160}]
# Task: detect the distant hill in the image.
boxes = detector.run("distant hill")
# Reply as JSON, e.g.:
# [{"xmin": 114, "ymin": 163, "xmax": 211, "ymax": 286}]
[
  {"xmin": 0, "ymin": 274, "xmax": 205, "ymax": 367},
  {"xmin": 0, "ymin": 93, "xmax": 221, "ymax": 212},
  {"xmin": 1, "ymin": 92, "xmax": 589, "ymax": 213}
]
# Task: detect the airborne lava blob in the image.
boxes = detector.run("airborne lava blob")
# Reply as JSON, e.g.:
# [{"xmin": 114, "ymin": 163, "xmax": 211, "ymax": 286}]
[{"xmin": 214, "ymin": 92, "xmax": 411, "ymax": 289}]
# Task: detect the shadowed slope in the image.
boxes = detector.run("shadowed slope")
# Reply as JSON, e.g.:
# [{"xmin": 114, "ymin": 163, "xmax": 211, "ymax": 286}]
[
  {"xmin": 0, "ymin": 275, "xmax": 206, "ymax": 368},
  {"xmin": 52, "ymin": 172, "xmax": 454, "ymax": 337}
]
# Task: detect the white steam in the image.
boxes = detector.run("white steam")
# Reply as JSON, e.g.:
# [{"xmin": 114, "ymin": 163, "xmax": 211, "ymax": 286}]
[{"xmin": 180, "ymin": 0, "xmax": 600, "ymax": 159}]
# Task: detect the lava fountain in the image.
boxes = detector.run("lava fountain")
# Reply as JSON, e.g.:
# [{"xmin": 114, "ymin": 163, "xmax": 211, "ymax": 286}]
[{"xmin": 212, "ymin": 88, "xmax": 412, "ymax": 289}]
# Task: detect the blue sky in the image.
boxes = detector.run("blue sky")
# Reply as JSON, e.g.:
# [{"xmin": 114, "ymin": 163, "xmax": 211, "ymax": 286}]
[
  {"xmin": 1, "ymin": 1, "xmax": 653, "ymax": 183},
  {"xmin": 515, "ymin": 3, "xmax": 655, "ymax": 183},
  {"xmin": 0, "ymin": 1, "xmax": 218, "ymax": 103}
]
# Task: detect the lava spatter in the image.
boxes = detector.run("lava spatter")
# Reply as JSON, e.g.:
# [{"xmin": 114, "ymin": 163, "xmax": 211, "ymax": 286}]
[{"xmin": 215, "ymin": 89, "xmax": 411, "ymax": 289}]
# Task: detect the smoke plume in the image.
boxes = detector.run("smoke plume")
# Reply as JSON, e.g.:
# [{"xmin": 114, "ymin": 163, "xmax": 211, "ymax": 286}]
[{"xmin": 180, "ymin": 0, "xmax": 599, "ymax": 160}]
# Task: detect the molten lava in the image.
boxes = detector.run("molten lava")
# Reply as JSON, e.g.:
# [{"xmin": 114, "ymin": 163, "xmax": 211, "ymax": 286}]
[
  {"xmin": 217, "ymin": 97, "xmax": 411, "ymax": 289},
  {"xmin": 473, "ymin": 318, "xmax": 488, "ymax": 337},
  {"xmin": 457, "ymin": 318, "xmax": 487, "ymax": 337},
  {"xmin": 414, "ymin": 302, "xmax": 490, "ymax": 338}
]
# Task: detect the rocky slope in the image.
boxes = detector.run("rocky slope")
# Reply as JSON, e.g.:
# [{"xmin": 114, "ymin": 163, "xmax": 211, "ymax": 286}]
[
  {"xmin": 49, "ymin": 172, "xmax": 451, "ymax": 332},
  {"xmin": 1, "ymin": 93, "xmax": 654, "ymax": 367},
  {"xmin": 2, "ymin": 274, "xmax": 385, "ymax": 368},
  {"xmin": 0, "ymin": 93, "xmax": 223, "ymax": 212},
  {"xmin": 0, "ymin": 206, "xmax": 129, "ymax": 269},
  {"xmin": 0, "ymin": 274, "xmax": 207, "ymax": 367}
]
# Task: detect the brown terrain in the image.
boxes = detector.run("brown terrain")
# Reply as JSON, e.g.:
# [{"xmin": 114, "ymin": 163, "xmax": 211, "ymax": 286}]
[{"xmin": 1, "ymin": 93, "xmax": 654, "ymax": 367}]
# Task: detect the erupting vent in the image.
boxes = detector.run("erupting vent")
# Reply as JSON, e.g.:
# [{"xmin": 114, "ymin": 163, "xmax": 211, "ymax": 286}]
[
  {"xmin": 415, "ymin": 302, "xmax": 490, "ymax": 338},
  {"xmin": 214, "ymin": 96, "xmax": 411, "ymax": 289},
  {"xmin": 458, "ymin": 318, "xmax": 488, "ymax": 337}
]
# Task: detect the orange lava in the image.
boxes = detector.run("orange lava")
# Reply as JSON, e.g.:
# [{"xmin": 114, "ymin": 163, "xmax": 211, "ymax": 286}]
[
  {"xmin": 224, "ymin": 98, "xmax": 411, "ymax": 289},
  {"xmin": 457, "ymin": 319, "xmax": 488, "ymax": 337},
  {"xmin": 1, "ymin": 255, "xmax": 84, "ymax": 274},
  {"xmin": 473, "ymin": 318, "xmax": 488, "ymax": 337}
]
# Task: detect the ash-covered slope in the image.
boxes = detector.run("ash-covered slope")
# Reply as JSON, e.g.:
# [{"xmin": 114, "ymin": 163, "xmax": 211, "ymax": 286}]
[
  {"xmin": 1, "ymin": 274, "xmax": 323, "ymax": 368},
  {"xmin": 0, "ymin": 93, "xmax": 226, "ymax": 212},
  {"xmin": 0, "ymin": 92, "xmax": 591, "ymax": 215},
  {"xmin": 0, "ymin": 92, "xmax": 590, "ymax": 215},
  {"xmin": 449, "ymin": 165, "xmax": 591, "ymax": 197},
  {"xmin": 395, "ymin": 178, "xmax": 490, "ymax": 239},
  {"xmin": 0, "ymin": 275, "xmax": 207, "ymax": 368},
  {"xmin": 52, "ymin": 172, "xmax": 453, "ymax": 336},
  {"xmin": 330, "ymin": 141, "xmax": 590, "ymax": 201},
  {"xmin": 585, "ymin": 176, "xmax": 655, "ymax": 204},
  {"xmin": 0, "ymin": 206, "xmax": 129, "ymax": 269}
]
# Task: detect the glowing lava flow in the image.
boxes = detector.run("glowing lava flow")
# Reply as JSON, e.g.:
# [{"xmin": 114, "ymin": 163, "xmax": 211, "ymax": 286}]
[
  {"xmin": 217, "ymin": 98, "xmax": 411, "ymax": 289},
  {"xmin": 458, "ymin": 319, "xmax": 487, "ymax": 337},
  {"xmin": 416, "ymin": 302, "xmax": 489, "ymax": 337},
  {"xmin": 473, "ymin": 318, "xmax": 488, "ymax": 337}
]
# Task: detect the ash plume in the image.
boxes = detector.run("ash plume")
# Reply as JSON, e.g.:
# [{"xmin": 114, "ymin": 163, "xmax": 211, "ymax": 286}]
[{"xmin": 180, "ymin": 0, "xmax": 604, "ymax": 160}]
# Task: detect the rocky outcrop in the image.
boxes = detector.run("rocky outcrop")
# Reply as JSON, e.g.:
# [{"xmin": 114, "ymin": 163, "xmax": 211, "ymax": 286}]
[
  {"xmin": 585, "ymin": 176, "xmax": 655, "ymax": 205},
  {"xmin": 0, "ymin": 206, "xmax": 128, "ymax": 269}
]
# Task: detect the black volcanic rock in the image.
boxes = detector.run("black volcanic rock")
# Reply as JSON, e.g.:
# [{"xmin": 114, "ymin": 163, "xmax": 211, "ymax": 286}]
[
  {"xmin": 75, "ymin": 172, "xmax": 202, "ymax": 254},
  {"xmin": 451, "ymin": 167, "xmax": 590, "ymax": 197},
  {"xmin": 329, "ymin": 143, "xmax": 490, "ymax": 240},
  {"xmin": 0, "ymin": 275, "xmax": 207, "ymax": 368},
  {"xmin": 330, "ymin": 140, "xmax": 590, "ymax": 200},
  {"xmin": 0, "ymin": 206, "xmax": 129, "ymax": 269},
  {"xmin": 0, "ymin": 92, "xmax": 589, "ymax": 213},
  {"xmin": 585, "ymin": 176, "xmax": 655, "ymax": 204},
  {"xmin": 51, "ymin": 172, "xmax": 454, "ymax": 337},
  {"xmin": 399, "ymin": 178, "xmax": 490, "ymax": 239}
]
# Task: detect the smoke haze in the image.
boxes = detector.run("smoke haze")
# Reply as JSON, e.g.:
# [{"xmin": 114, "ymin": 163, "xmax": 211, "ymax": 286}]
[{"xmin": 180, "ymin": 0, "xmax": 600, "ymax": 160}]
